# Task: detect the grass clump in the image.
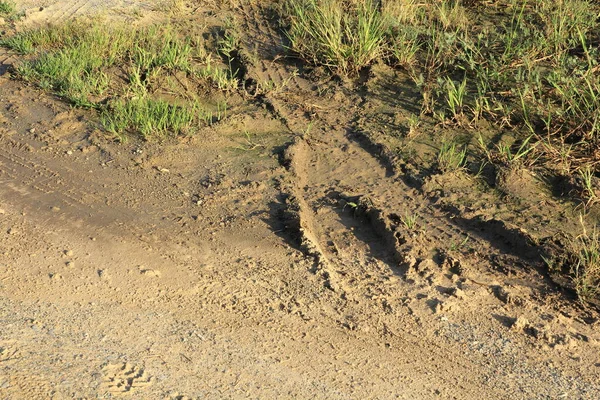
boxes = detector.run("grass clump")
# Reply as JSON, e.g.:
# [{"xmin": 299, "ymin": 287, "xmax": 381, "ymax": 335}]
[
  {"xmin": 0, "ymin": 23, "xmax": 82, "ymax": 53},
  {"xmin": 0, "ymin": 1, "xmax": 25, "ymax": 22},
  {"xmin": 101, "ymin": 98, "xmax": 198, "ymax": 141},
  {"xmin": 572, "ymin": 229, "xmax": 600, "ymax": 302},
  {"xmin": 438, "ymin": 140, "xmax": 467, "ymax": 172},
  {"xmin": 284, "ymin": 0, "xmax": 387, "ymax": 75},
  {"xmin": 400, "ymin": 212, "xmax": 418, "ymax": 230},
  {"xmin": 547, "ymin": 218, "xmax": 600, "ymax": 303},
  {"xmin": 1, "ymin": 22, "xmax": 235, "ymax": 140},
  {"xmin": 0, "ymin": 1, "xmax": 15, "ymax": 16}
]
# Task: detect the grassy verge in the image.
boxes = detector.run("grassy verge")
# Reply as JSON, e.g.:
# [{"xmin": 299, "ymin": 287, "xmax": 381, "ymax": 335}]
[
  {"xmin": 282, "ymin": 0, "xmax": 600, "ymax": 172},
  {"xmin": 0, "ymin": 21, "xmax": 238, "ymax": 140}
]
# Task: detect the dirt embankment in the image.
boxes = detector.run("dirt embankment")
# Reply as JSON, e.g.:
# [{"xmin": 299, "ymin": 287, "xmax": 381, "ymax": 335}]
[{"xmin": 0, "ymin": 1, "xmax": 599, "ymax": 399}]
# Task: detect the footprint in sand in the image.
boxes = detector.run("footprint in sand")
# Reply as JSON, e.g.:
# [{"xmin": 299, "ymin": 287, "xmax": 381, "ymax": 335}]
[{"xmin": 100, "ymin": 362, "xmax": 155, "ymax": 395}]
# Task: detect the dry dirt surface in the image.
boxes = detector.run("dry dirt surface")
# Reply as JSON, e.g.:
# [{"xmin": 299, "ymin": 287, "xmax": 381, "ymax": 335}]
[{"xmin": 1, "ymin": 1, "xmax": 600, "ymax": 399}]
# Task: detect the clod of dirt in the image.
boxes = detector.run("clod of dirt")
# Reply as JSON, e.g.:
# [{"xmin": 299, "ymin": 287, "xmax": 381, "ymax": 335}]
[
  {"xmin": 407, "ymin": 258, "xmax": 444, "ymax": 285},
  {"xmin": 435, "ymin": 299, "xmax": 460, "ymax": 313},
  {"xmin": 101, "ymin": 362, "xmax": 154, "ymax": 394},
  {"xmin": 441, "ymin": 254, "xmax": 465, "ymax": 275},
  {"xmin": 140, "ymin": 269, "xmax": 161, "ymax": 278},
  {"xmin": 450, "ymin": 287, "xmax": 466, "ymax": 300},
  {"xmin": 511, "ymin": 316, "xmax": 532, "ymax": 333},
  {"xmin": 530, "ymin": 325, "xmax": 579, "ymax": 351},
  {"xmin": 401, "ymin": 253, "xmax": 418, "ymax": 269},
  {"xmin": 495, "ymin": 286, "xmax": 529, "ymax": 307},
  {"xmin": 98, "ymin": 269, "xmax": 110, "ymax": 280},
  {"xmin": 496, "ymin": 167, "xmax": 546, "ymax": 202}
]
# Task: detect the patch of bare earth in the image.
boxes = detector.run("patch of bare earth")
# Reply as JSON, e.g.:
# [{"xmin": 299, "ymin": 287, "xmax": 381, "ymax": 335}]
[{"xmin": 0, "ymin": 1, "xmax": 599, "ymax": 399}]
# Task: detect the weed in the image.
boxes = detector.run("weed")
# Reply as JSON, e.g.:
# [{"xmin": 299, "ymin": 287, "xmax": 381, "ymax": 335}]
[
  {"xmin": 400, "ymin": 212, "xmax": 418, "ymax": 230},
  {"xmin": 571, "ymin": 218, "xmax": 600, "ymax": 302},
  {"xmin": 101, "ymin": 97, "xmax": 199, "ymax": 141},
  {"xmin": 218, "ymin": 25, "xmax": 239, "ymax": 63},
  {"xmin": 158, "ymin": 0, "xmax": 186, "ymax": 15},
  {"xmin": 407, "ymin": 114, "xmax": 420, "ymax": 137},
  {"xmin": 284, "ymin": 0, "xmax": 386, "ymax": 75},
  {"xmin": 0, "ymin": 1, "xmax": 15, "ymax": 16},
  {"xmin": 382, "ymin": 0, "xmax": 422, "ymax": 26},
  {"xmin": 388, "ymin": 27, "xmax": 420, "ymax": 74},
  {"xmin": 449, "ymin": 235, "xmax": 470, "ymax": 252},
  {"xmin": 496, "ymin": 135, "xmax": 538, "ymax": 166},
  {"xmin": 435, "ymin": 0, "xmax": 469, "ymax": 32},
  {"xmin": 478, "ymin": 134, "xmax": 538, "ymax": 168},
  {"xmin": 438, "ymin": 140, "xmax": 467, "ymax": 172},
  {"xmin": 442, "ymin": 76, "xmax": 468, "ymax": 123},
  {"xmin": 249, "ymin": 69, "xmax": 298, "ymax": 96},
  {"xmin": 196, "ymin": 58, "xmax": 239, "ymax": 91},
  {"xmin": 578, "ymin": 165, "xmax": 598, "ymax": 205},
  {"xmin": 544, "ymin": 215, "xmax": 600, "ymax": 303},
  {"xmin": 342, "ymin": 201, "xmax": 359, "ymax": 213},
  {"xmin": 234, "ymin": 131, "xmax": 266, "ymax": 151}
]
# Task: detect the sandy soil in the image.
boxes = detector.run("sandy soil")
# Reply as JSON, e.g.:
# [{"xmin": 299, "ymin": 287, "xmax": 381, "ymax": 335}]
[{"xmin": 1, "ymin": 1, "xmax": 600, "ymax": 399}]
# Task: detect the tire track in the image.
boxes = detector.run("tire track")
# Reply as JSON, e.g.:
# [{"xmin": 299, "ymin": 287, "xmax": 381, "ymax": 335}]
[
  {"xmin": 25, "ymin": 0, "xmax": 75, "ymax": 24},
  {"xmin": 40, "ymin": 0, "xmax": 94, "ymax": 24},
  {"xmin": 235, "ymin": 2, "xmax": 308, "ymax": 96},
  {"xmin": 21, "ymin": 0, "xmax": 140, "ymax": 26},
  {"xmin": 0, "ymin": 137, "xmax": 93, "ymax": 205},
  {"xmin": 0, "ymin": 133, "xmax": 162, "ymax": 244},
  {"xmin": 231, "ymin": 2, "xmax": 528, "ymax": 293}
]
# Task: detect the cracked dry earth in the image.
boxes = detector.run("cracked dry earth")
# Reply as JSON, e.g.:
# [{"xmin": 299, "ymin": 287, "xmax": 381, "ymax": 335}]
[{"xmin": 1, "ymin": 1, "xmax": 600, "ymax": 399}]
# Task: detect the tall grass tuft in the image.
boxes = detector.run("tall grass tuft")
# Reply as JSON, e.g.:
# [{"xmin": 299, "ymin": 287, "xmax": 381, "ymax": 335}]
[
  {"xmin": 101, "ymin": 98, "xmax": 198, "ymax": 140},
  {"xmin": 285, "ymin": 0, "xmax": 386, "ymax": 75}
]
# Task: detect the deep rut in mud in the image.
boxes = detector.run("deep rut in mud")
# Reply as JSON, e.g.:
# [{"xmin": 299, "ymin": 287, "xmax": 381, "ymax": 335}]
[{"xmin": 235, "ymin": 3, "xmax": 534, "ymax": 299}]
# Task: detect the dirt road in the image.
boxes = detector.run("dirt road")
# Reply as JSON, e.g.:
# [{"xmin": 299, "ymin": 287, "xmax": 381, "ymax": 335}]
[{"xmin": 1, "ymin": 1, "xmax": 599, "ymax": 399}]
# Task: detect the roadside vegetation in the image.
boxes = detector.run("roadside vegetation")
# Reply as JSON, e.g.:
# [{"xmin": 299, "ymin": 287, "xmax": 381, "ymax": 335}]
[
  {"xmin": 0, "ymin": 1, "xmax": 15, "ymax": 16},
  {"xmin": 0, "ymin": 1, "xmax": 24, "ymax": 22},
  {"xmin": 282, "ymin": 0, "xmax": 600, "ymax": 173},
  {"xmin": 282, "ymin": 0, "xmax": 600, "ymax": 302},
  {"xmin": 0, "ymin": 21, "xmax": 237, "ymax": 140}
]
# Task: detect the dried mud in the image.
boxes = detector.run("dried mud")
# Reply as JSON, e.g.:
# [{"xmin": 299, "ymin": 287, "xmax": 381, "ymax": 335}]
[{"xmin": 1, "ymin": 1, "xmax": 600, "ymax": 399}]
